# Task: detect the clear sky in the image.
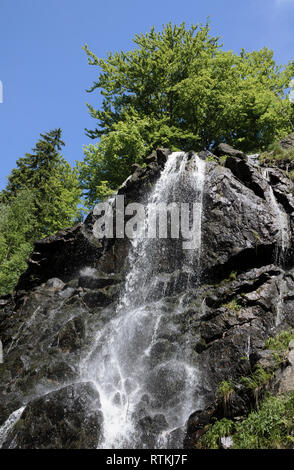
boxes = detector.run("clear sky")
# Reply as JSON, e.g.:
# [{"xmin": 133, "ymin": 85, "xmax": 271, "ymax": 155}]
[{"xmin": 0, "ymin": 0, "xmax": 293, "ymax": 189}]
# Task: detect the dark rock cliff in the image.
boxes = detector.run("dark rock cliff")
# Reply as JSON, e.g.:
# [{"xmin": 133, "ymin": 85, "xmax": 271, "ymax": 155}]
[{"xmin": 1, "ymin": 143, "xmax": 294, "ymax": 449}]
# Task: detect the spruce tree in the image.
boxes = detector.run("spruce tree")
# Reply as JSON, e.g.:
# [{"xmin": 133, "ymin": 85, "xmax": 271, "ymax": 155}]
[
  {"xmin": 0, "ymin": 129, "xmax": 81, "ymax": 239},
  {"xmin": 0, "ymin": 190, "xmax": 35, "ymax": 295}
]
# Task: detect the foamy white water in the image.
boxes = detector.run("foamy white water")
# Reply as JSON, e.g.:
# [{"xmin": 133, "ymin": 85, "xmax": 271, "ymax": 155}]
[
  {"xmin": 81, "ymin": 152, "xmax": 206, "ymax": 448},
  {"xmin": 263, "ymin": 169, "xmax": 290, "ymax": 263},
  {"xmin": 0, "ymin": 407, "xmax": 25, "ymax": 448}
]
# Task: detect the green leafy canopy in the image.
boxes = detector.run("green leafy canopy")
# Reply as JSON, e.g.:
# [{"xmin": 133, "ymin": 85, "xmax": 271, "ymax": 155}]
[{"xmin": 79, "ymin": 21, "xmax": 294, "ymax": 206}]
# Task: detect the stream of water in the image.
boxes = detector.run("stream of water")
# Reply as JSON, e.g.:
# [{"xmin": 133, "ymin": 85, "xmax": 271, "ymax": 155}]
[{"xmin": 82, "ymin": 152, "xmax": 206, "ymax": 448}]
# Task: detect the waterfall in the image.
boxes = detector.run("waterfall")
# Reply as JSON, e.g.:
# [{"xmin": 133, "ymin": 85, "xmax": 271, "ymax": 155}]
[
  {"xmin": 263, "ymin": 170, "xmax": 290, "ymax": 263},
  {"xmin": 0, "ymin": 407, "xmax": 25, "ymax": 448},
  {"xmin": 245, "ymin": 335, "xmax": 251, "ymax": 359},
  {"xmin": 268, "ymin": 187, "xmax": 290, "ymax": 256},
  {"xmin": 81, "ymin": 152, "xmax": 206, "ymax": 449},
  {"xmin": 275, "ymin": 276, "xmax": 287, "ymax": 328},
  {"xmin": 247, "ymin": 154, "xmax": 259, "ymax": 166}
]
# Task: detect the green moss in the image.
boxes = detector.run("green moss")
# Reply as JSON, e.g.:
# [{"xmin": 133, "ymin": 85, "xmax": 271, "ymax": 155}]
[
  {"xmin": 206, "ymin": 155, "xmax": 217, "ymax": 163},
  {"xmin": 229, "ymin": 271, "xmax": 237, "ymax": 281},
  {"xmin": 219, "ymin": 155, "xmax": 227, "ymax": 165}
]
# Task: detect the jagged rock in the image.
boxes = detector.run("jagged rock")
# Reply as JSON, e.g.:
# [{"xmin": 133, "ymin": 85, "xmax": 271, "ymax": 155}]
[
  {"xmin": 131, "ymin": 163, "xmax": 143, "ymax": 173},
  {"xmin": 156, "ymin": 148, "xmax": 171, "ymax": 167},
  {"xmin": 2, "ymin": 382, "xmax": 103, "ymax": 449},
  {"xmin": 137, "ymin": 414, "xmax": 168, "ymax": 448},
  {"xmin": 16, "ymin": 224, "xmax": 103, "ymax": 291},
  {"xmin": 57, "ymin": 317, "xmax": 85, "ymax": 352},
  {"xmin": 214, "ymin": 143, "xmax": 246, "ymax": 159},
  {"xmin": 225, "ymin": 155, "xmax": 267, "ymax": 199},
  {"xmin": 264, "ymin": 167, "xmax": 294, "ymax": 215},
  {"xmin": 279, "ymin": 132, "xmax": 294, "ymax": 150},
  {"xmin": 46, "ymin": 278, "xmax": 65, "ymax": 290},
  {"xmin": 202, "ymin": 165, "xmax": 277, "ymax": 280},
  {"xmin": 251, "ymin": 350, "xmax": 277, "ymax": 370},
  {"xmin": 78, "ymin": 268, "xmax": 121, "ymax": 290},
  {"xmin": 146, "ymin": 152, "xmax": 157, "ymax": 164},
  {"xmin": 2, "ymin": 144, "xmax": 294, "ymax": 449},
  {"xmin": 198, "ymin": 150, "xmax": 215, "ymax": 160}
]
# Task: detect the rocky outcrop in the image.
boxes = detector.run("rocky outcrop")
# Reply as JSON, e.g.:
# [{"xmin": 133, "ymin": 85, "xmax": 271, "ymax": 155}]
[
  {"xmin": 2, "ymin": 142, "xmax": 294, "ymax": 448},
  {"xmin": 1, "ymin": 382, "xmax": 102, "ymax": 449},
  {"xmin": 279, "ymin": 132, "xmax": 294, "ymax": 151},
  {"xmin": 214, "ymin": 143, "xmax": 246, "ymax": 159}
]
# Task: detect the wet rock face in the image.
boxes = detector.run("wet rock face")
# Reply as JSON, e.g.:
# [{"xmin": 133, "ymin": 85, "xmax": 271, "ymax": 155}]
[
  {"xmin": 2, "ymin": 382, "xmax": 102, "ymax": 449},
  {"xmin": 2, "ymin": 141, "xmax": 294, "ymax": 448},
  {"xmin": 201, "ymin": 164, "xmax": 277, "ymax": 280}
]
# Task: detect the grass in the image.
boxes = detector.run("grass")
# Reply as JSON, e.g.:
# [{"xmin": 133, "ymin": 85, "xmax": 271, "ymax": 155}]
[
  {"xmin": 216, "ymin": 380, "xmax": 235, "ymax": 400},
  {"xmin": 198, "ymin": 328, "xmax": 294, "ymax": 449},
  {"xmin": 216, "ymin": 380, "xmax": 235, "ymax": 415},
  {"xmin": 200, "ymin": 393, "xmax": 294, "ymax": 449},
  {"xmin": 264, "ymin": 329, "xmax": 294, "ymax": 365},
  {"xmin": 260, "ymin": 142, "xmax": 294, "ymax": 177},
  {"xmin": 240, "ymin": 364, "xmax": 273, "ymax": 392},
  {"xmin": 223, "ymin": 297, "xmax": 241, "ymax": 312},
  {"xmin": 264, "ymin": 329, "xmax": 294, "ymax": 354}
]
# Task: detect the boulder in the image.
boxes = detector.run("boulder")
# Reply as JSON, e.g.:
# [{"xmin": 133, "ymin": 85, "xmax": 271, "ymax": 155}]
[
  {"xmin": 2, "ymin": 382, "xmax": 103, "ymax": 449},
  {"xmin": 214, "ymin": 143, "xmax": 246, "ymax": 159}
]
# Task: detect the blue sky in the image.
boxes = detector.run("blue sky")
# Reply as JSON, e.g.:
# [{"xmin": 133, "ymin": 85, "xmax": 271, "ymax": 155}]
[{"xmin": 0, "ymin": 0, "xmax": 293, "ymax": 189}]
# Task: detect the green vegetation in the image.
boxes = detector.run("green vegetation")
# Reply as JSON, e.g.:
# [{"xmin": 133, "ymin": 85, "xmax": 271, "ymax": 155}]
[
  {"xmin": 200, "ymin": 418, "xmax": 235, "ymax": 449},
  {"xmin": 0, "ymin": 129, "xmax": 81, "ymax": 239},
  {"xmin": 219, "ymin": 155, "xmax": 228, "ymax": 165},
  {"xmin": 206, "ymin": 155, "xmax": 217, "ymax": 163},
  {"xmin": 0, "ymin": 129, "xmax": 81, "ymax": 294},
  {"xmin": 216, "ymin": 380, "xmax": 235, "ymax": 405},
  {"xmin": 200, "ymin": 393, "xmax": 294, "ymax": 449},
  {"xmin": 199, "ymin": 330, "xmax": 294, "ymax": 449},
  {"xmin": 79, "ymin": 22, "xmax": 294, "ymax": 206},
  {"xmin": 260, "ymin": 141, "xmax": 294, "ymax": 174},
  {"xmin": 240, "ymin": 364, "xmax": 273, "ymax": 393},
  {"xmin": 264, "ymin": 329, "xmax": 294, "ymax": 364},
  {"xmin": 223, "ymin": 297, "xmax": 241, "ymax": 312},
  {"xmin": 0, "ymin": 190, "xmax": 35, "ymax": 295},
  {"xmin": 264, "ymin": 329, "xmax": 294, "ymax": 354},
  {"xmin": 229, "ymin": 271, "xmax": 237, "ymax": 281}
]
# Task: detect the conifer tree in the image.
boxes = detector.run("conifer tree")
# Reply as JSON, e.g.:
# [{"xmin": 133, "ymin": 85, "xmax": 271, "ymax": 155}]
[
  {"xmin": 1, "ymin": 129, "xmax": 81, "ymax": 238},
  {"xmin": 0, "ymin": 190, "xmax": 35, "ymax": 295}
]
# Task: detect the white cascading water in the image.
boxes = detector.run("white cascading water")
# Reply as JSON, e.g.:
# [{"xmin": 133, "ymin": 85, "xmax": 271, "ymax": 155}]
[
  {"xmin": 263, "ymin": 169, "xmax": 290, "ymax": 327},
  {"xmin": 247, "ymin": 153, "xmax": 260, "ymax": 167},
  {"xmin": 275, "ymin": 276, "xmax": 287, "ymax": 328},
  {"xmin": 268, "ymin": 187, "xmax": 290, "ymax": 256},
  {"xmin": 0, "ymin": 407, "xmax": 25, "ymax": 448},
  {"xmin": 263, "ymin": 169, "xmax": 290, "ymax": 262},
  {"xmin": 81, "ymin": 152, "xmax": 206, "ymax": 448}
]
